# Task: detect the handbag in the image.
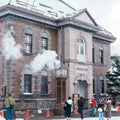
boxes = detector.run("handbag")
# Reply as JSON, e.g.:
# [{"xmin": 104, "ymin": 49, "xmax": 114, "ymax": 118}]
[{"xmin": 97, "ymin": 108, "xmax": 102, "ymax": 112}]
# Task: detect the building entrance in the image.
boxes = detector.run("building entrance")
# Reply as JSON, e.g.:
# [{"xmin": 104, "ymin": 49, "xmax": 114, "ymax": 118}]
[{"xmin": 78, "ymin": 80, "xmax": 87, "ymax": 98}]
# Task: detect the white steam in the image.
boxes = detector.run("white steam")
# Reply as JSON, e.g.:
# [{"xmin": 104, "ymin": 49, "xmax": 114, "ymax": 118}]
[
  {"xmin": 2, "ymin": 31, "xmax": 60, "ymax": 73},
  {"xmin": 2, "ymin": 31, "xmax": 22, "ymax": 60},
  {"xmin": 30, "ymin": 50, "xmax": 60, "ymax": 73}
]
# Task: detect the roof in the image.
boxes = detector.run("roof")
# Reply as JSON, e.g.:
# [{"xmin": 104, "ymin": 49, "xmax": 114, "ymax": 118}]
[
  {"xmin": 0, "ymin": 0, "xmax": 77, "ymax": 18},
  {"xmin": 0, "ymin": 0, "xmax": 116, "ymax": 41}
]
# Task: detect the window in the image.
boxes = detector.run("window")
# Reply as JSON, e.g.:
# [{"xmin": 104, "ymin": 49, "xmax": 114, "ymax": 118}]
[
  {"xmin": 77, "ymin": 38, "xmax": 85, "ymax": 56},
  {"xmin": 99, "ymin": 45, "xmax": 104, "ymax": 64},
  {"xmin": 25, "ymin": 34, "xmax": 32, "ymax": 54},
  {"xmin": 93, "ymin": 76, "xmax": 95, "ymax": 94},
  {"xmin": 92, "ymin": 44, "xmax": 95, "ymax": 63},
  {"xmin": 24, "ymin": 74, "xmax": 32, "ymax": 93},
  {"xmin": 41, "ymin": 76, "xmax": 48, "ymax": 95},
  {"xmin": 99, "ymin": 76, "xmax": 104, "ymax": 94},
  {"xmin": 41, "ymin": 37, "xmax": 48, "ymax": 53}
]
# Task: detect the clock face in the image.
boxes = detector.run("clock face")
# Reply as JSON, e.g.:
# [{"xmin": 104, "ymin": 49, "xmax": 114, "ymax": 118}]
[
  {"xmin": 61, "ymin": 69, "xmax": 67, "ymax": 78},
  {"xmin": 55, "ymin": 69, "xmax": 61, "ymax": 78},
  {"xmin": 55, "ymin": 68, "xmax": 67, "ymax": 78}
]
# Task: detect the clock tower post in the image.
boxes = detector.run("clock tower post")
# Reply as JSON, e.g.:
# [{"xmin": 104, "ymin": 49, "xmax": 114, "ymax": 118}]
[{"xmin": 54, "ymin": 66, "xmax": 68, "ymax": 115}]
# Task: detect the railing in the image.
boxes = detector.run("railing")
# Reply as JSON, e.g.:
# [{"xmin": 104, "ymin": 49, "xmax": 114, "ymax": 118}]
[{"xmin": 0, "ymin": 99, "xmax": 56, "ymax": 111}]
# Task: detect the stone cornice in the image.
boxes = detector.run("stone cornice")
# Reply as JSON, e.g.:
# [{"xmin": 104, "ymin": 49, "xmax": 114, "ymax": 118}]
[
  {"xmin": 0, "ymin": 5, "xmax": 116, "ymax": 43},
  {"xmin": 93, "ymin": 32, "xmax": 116, "ymax": 43},
  {"xmin": 0, "ymin": 5, "xmax": 58, "ymax": 29},
  {"xmin": 57, "ymin": 18, "xmax": 100, "ymax": 33}
]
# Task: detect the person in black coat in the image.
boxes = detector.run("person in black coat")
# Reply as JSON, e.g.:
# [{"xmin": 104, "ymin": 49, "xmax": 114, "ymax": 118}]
[
  {"xmin": 97, "ymin": 99, "xmax": 105, "ymax": 120},
  {"xmin": 77, "ymin": 97, "xmax": 84, "ymax": 120},
  {"xmin": 64, "ymin": 97, "xmax": 73, "ymax": 120}
]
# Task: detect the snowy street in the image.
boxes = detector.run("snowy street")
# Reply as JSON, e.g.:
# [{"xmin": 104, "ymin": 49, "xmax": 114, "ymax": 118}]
[
  {"xmin": 0, "ymin": 107, "xmax": 120, "ymax": 120},
  {"xmin": 50, "ymin": 117, "xmax": 120, "ymax": 120}
]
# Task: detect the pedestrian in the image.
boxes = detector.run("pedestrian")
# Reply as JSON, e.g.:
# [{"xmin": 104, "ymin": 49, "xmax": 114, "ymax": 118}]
[
  {"xmin": 77, "ymin": 96, "xmax": 84, "ymax": 120},
  {"xmin": 97, "ymin": 99, "xmax": 105, "ymax": 120},
  {"xmin": 89, "ymin": 96, "xmax": 97, "ymax": 117},
  {"xmin": 71, "ymin": 100, "xmax": 74, "ymax": 113},
  {"xmin": 63, "ymin": 96, "xmax": 73, "ymax": 120},
  {"xmin": 4, "ymin": 93, "xmax": 15, "ymax": 120},
  {"xmin": 105, "ymin": 98, "xmax": 111, "ymax": 120}
]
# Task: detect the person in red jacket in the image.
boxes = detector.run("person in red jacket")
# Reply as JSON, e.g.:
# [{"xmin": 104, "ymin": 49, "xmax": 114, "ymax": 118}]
[{"xmin": 89, "ymin": 97, "xmax": 97, "ymax": 117}]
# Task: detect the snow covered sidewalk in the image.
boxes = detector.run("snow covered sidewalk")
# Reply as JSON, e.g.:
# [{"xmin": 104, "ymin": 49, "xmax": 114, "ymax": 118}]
[
  {"xmin": 49, "ymin": 117, "xmax": 120, "ymax": 120},
  {"xmin": 0, "ymin": 116, "xmax": 24, "ymax": 120}
]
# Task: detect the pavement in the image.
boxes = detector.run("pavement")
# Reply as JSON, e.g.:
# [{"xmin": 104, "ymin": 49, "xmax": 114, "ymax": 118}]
[
  {"xmin": 26, "ymin": 107, "xmax": 120, "ymax": 120},
  {"xmin": 0, "ymin": 107, "xmax": 120, "ymax": 120},
  {"xmin": 49, "ymin": 117, "xmax": 120, "ymax": 120}
]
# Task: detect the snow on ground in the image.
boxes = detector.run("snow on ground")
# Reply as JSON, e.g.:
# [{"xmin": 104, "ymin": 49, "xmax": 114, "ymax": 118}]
[
  {"xmin": 0, "ymin": 116, "xmax": 24, "ymax": 120},
  {"xmin": 0, "ymin": 116, "xmax": 120, "ymax": 120},
  {"xmin": 49, "ymin": 117, "xmax": 120, "ymax": 120},
  {"xmin": 0, "ymin": 107, "xmax": 118, "ymax": 120}
]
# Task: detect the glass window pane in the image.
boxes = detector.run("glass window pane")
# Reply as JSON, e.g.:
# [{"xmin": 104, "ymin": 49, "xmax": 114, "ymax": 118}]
[
  {"xmin": 41, "ymin": 76, "xmax": 48, "ymax": 94},
  {"xmin": 41, "ymin": 37, "xmax": 48, "ymax": 53},
  {"xmin": 25, "ymin": 34, "xmax": 32, "ymax": 53},
  {"xmin": 24, "ymin": 74, "xmax": 32, "ymax": 93},
  {"xmin": 77, "ymin": 38, "xmax": 85, "ymax": 55}
]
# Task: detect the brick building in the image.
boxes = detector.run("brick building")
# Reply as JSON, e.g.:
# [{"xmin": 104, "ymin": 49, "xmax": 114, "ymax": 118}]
[{"xmin": 0, "ymin": 1, "xmax": 116, "ymax": 111}]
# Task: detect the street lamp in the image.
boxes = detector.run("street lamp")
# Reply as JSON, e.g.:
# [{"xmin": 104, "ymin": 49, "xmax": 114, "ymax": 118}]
[{"xmin": 54, "ymin": 66, "xmax": 68, "ymax": 115}]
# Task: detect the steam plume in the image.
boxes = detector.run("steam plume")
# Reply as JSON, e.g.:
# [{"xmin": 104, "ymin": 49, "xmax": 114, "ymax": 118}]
[
  {"xmin": 30, "ymin": 50, "xmax": 60, "ymax": 73},
  {"xmin": 2, "ymin": 31, "xmax": 22, "ymax": 60}
]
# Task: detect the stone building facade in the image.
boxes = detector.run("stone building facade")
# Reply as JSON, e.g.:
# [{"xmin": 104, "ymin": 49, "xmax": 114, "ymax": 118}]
[{"xmin": 0, "ymin": 4, "xmax": 116, "ymax": 111}]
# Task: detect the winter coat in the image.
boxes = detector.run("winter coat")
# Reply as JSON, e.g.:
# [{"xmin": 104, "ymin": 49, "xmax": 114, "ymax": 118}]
[
  {"xmin": 4, "ymin": 96, "xmax": 15, "ymax": 108},
  {"xmin": 90, "ymin": 99, "xmax": 97, "ymax": 107},
  {"xmin": 77, "ymin": 99, "xmax": 84, "ymax": 110},
  {"xmin": 64, "ymin": 99, "xmax": 73, "ymax": 117},
  {"xmin": 97, "ymin": 103, "xmax": 104, "ymax": 112},
  {"xmin": 105, "ymin": 100, "xmax": 111, "ymax": 118}
]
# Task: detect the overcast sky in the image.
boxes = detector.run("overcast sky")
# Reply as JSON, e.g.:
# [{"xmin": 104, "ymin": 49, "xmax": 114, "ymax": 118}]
[{"xmin": 65, "ymin": 0, "xmax": 120, "ymax": 55}]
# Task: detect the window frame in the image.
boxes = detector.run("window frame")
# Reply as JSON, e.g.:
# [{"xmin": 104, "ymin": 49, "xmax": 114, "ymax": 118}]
[
  {"xmin": 41, "ymin": 37, "xmax": 48, "ymax": 53},
  {"xmin": 99, "ymin": 45, "xmax": 104, "ymax": 64},
  {"xmin": 77, "ymin": 38, "xmax": 85, "ymax": 56},
  {"xmin": 99, "ymin": 76, "xmax": 104, "ymax": 94},
  {"xmin": 92, "ymin": 44, "xmax": 95, "ymax": 63},
  {"xmin": 40, "ymin": 76, "xmax": 48, "ymax": 95},
  {"xmin": 24, "ymin": 74, "xmax": 32, "ymax": 93},
  {"xmin": 93, "ymin": 76, "xmax": 95, "ymax": 94},
  {"xmin": 25, "ymin": 33, "xmax": 33, "ymax": 54}
]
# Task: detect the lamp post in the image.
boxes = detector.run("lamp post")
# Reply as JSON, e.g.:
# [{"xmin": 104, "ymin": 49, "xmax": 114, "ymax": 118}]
[{"xmin": 54, "ymin": 66, "xmax": 68, "ymax": 115}]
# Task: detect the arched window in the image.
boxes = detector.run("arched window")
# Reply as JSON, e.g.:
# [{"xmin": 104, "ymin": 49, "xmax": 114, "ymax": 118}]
[
  {"xmin": 93, "ymin": 75, "xmax": 96, "ymax": 94},
  {"xmin": 24, "ymin": 27, "xmax": 34, "ymax": 54},
  {"xmin": 92, "ymin": 44, "xmax": 95, "ymax": 63},
  {"xmin": 99, "ymin": 76, "xmax": 104, "ymax": 94},
  {"xmin": 99, "ymin": 45, "xmax": 104, "ymax": 64},
  {"xmin": 40, "ymin": 30, "xmax": 49, "ymax": 53},
  {"xmin": 77, "ymin": 37, "xmax": 85, "ymax": 56}
]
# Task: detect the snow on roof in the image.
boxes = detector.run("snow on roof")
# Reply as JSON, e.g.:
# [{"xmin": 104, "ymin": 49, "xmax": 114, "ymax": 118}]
[
  {"xmin": 0, "ymin": 0, "xmax": 77, "ymax": 18},
  {"xmin": 0, "ymin": 1, "xmax": 116, "ymax": 39},
  {"xmin": 99, "ymin": 27, "xmax": 115, "ymax": 37}
]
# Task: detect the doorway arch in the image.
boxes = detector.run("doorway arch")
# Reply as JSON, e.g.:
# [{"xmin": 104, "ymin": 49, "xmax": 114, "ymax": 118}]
[
  {"xmin": 74, "ymin": 74, "xmax": 91, "ymax": 99},
  {"xmin": 77, "ymin": 80, "xmax": 87, "ymax": 98}
]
